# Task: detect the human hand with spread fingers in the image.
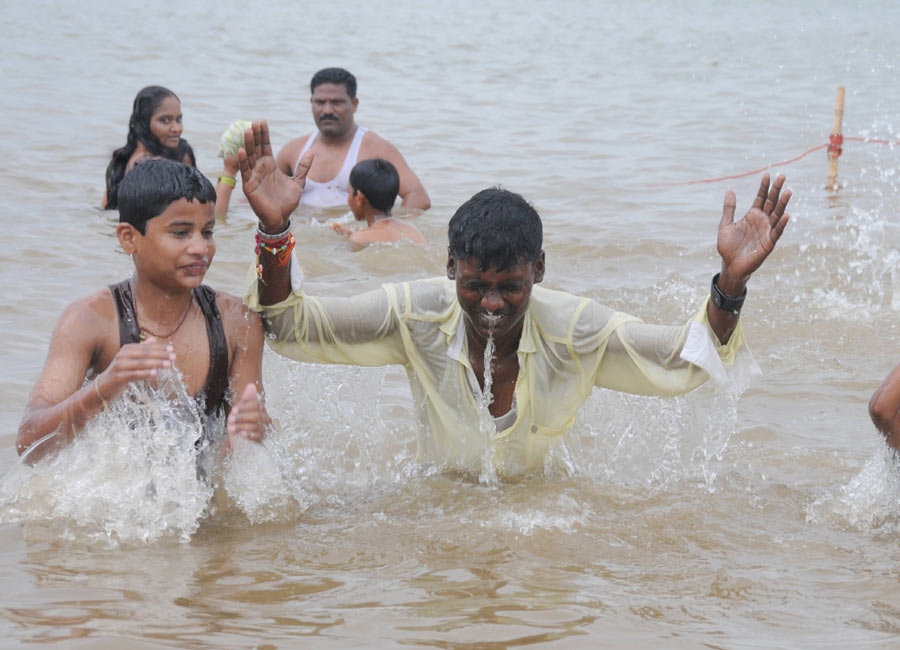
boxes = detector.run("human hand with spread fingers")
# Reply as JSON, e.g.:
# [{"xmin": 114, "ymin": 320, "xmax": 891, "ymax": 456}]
[
  {"xmin": 238, "ymin": 120, "xmax": 314, "ymax": 234},
  {"xmin": 707, "ymin": 173, "xmax": 791, "ymax": 344}
]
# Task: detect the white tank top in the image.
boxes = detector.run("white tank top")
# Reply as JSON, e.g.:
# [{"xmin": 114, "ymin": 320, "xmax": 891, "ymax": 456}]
[{"xmin": 294, "ymin": 126, "xmax": 368, "ymax": 207}]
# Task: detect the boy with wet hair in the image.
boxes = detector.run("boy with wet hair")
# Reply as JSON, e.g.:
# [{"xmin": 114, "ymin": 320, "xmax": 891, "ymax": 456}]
[
  {"xmin": 17, "ymin": 159, "xmax": 268, "ymax": 461},
  {"xmin": 331, "ymin": 158, "xmax": 426, "ymax": 248}
]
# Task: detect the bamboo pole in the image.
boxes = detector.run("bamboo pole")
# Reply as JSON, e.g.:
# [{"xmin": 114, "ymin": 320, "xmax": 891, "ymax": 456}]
[{"xmin": 827, "ymin": 86, "xmax": 845, "ymax": 188}]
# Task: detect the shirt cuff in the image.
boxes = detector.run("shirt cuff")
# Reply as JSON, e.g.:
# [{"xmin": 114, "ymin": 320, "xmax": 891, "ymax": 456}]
[{"xmin": 678, "ymin": 297, "xmax": 761, "ymax": 390}]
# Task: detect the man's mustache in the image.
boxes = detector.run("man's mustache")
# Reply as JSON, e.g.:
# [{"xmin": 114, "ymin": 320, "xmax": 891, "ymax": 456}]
[{"xmin": 318, "ymin": 114, "xmax": 338, "ymax": 122}]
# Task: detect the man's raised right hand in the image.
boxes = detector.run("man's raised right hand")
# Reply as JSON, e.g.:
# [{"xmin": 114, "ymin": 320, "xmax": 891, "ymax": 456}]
[{"xmin": 238, "ymin": 120, "xmax": 314, "ymax": 233}]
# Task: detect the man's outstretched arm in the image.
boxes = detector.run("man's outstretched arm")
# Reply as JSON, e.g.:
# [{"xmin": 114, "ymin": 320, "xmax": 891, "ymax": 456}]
[{"xmin": 707, "ymin": 173, "xmax": 791, "ymax": 344}]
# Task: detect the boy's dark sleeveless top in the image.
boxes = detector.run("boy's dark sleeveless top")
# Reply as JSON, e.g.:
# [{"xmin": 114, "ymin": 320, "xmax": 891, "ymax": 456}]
[{"xmin": 108, "ymin": 280, "xmax": 229, "ymax": 420}]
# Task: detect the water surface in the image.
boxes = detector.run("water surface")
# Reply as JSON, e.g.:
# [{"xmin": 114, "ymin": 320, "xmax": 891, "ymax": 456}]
[{"xmin": 2, "ymin": 1, "xmax": 900, "ymax": 647}]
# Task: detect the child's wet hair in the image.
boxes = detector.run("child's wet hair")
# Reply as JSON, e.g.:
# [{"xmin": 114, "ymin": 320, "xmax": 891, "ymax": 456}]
[
  {"xmin": 118, "ymin": 159, "xmax": 216, "ymax": 234},
  {"xmin": 349, "ymin": 158, "xmax": 399, "ymax": 213}
]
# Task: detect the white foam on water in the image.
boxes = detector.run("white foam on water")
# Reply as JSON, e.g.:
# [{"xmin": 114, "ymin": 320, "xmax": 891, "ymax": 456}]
[
  {"xmin": 806, "ymin": 445, "xmax": 900, "ymax": 532},
  {"xmin": 491, "ymin": 493, "xmax": 590, "ymax": 535}
]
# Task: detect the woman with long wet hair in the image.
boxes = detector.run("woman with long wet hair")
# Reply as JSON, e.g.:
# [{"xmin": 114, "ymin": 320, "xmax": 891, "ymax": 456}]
[{"xmin": 103, "ymin": 86, "xmax": 196, "ymax": 209}]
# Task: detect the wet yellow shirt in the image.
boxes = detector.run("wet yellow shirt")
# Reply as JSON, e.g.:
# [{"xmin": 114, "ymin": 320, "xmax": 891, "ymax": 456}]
[{"xmin": 245, "ymin": 260, "xmax": 749, "ymax": 478}]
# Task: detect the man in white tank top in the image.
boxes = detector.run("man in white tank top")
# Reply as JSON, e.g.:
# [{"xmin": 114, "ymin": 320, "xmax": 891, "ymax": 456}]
[{"xmin": 275, "ymin": 68, "xmax": 431, "ymax": 211}]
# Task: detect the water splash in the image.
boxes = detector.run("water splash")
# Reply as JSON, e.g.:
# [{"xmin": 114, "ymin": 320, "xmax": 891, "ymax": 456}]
[
  {"xmin": 0, "ymin": 369, "xmax": 211, "ymax": 545},
  {"xmin": 807, "ymin": 446, "xmax": 900, "ymax": 532},
  {"xmin": 221, "ymin": 436, "xmax": 301, "ymax": 524},
  {"xmin": 0, "ymin": 322, "xmax": 761, "ymax": 547},
  {"xmin": 790, "ymin": 122, "xmax": 900, "ymax": 319},
  {"xmin": 557, "ymin": 386, "xmax": 740, "ymax": 490},
  {"xmin": 0, "ymin": 368, "xmax": 297, "ymax": 545}
]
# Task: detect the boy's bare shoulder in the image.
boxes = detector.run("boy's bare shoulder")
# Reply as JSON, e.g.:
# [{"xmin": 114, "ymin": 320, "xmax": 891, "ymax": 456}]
[
  {"xmin": 212, "ymin": 289, "xmax": 262, "ymax": 331},
  {"xmin": 212, "ymin": 289, "xmax": 263, "ymax": 360},
  {"xmin": 51, "ymin": 287, "xmax": 118, "ymax": 352},
  {"xmin": 59, "ymin": 287, "xmax": 117, "ymax": 329}
]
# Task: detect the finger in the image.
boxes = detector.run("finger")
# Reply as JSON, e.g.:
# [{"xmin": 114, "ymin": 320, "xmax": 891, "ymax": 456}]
[
  {"xmin": 227, "ymin": 383, "xmax": 255, "ymax": 434},
  {"xmin": 773, "ymin": 187, "xmax": 792, "ymax": 222},
  {"xmin": 107, "ymin": 367, "xmax": 170, "ymax": 388},
  {"xmin": 236, "ymin": 384, "xmax": 264, "ymax": 440},
  {"xmin": 244, "ymin": 123, "xmax": 258, "ymax": 169},
  {"xmin": 720, "ymin": 190, "xmax": 737, "ymax": 228},
  {"xmin": 259, "ymin": 120, "xmax": 272, "ymax": 158},
  {"xmin": 226, "ymin": 408, "xmax": 240, "ymax": 439},
  {"xmin": 293, "ymin": 150, "xmax": 314, "ymax": 186},
  {"xmin": 227, "ymin": 412, "xmax": 263, "ymax": 442},
  {"xmin": 238, "ymin": 382, "xmax": 257, "ymax": 405},
  {"xmin": 238, "ymin": 147, "xmax": 251, "ymax": 185},
  {"xmin": 133, "ymin": 349, "xmax": 177, "ymax": 364},
  {"xmin": 139, "ymin": 338, "xmax": 176, "ymax": 357},
  {"xmin": 241, "ymin": 427, "xmax": 263, "ymax": 442},
  {"xmin": 763, "ymin": 173, "xmax": 784, "ymax": 215},
  {"xmin": 238, "ymin": 137, "xmax": 256, "ymax": 172},
  {"xmin": 232, "ymin": 415, "xmax": 263, "ymax": 441},
  {"xmin": 752, "ymin": 173, "xmax": 770, "ymax": 211},
  {"xmin": 252, "ymin": 121, "xmax": 264, "ymax": 161},
  {"xmin": 116, "ymin": 356, "xmax": 174, "ymax": 371},
  {"xmin": 231, "ymin": 409, "xmax": 262, "ymax": 430},
  {"xmin": 770, "ymin": 213, "xmax": 790, "ymax": 244},
  {"xmin": 118, "ymin": 343, "xmax": 176, "ymax": 363}
]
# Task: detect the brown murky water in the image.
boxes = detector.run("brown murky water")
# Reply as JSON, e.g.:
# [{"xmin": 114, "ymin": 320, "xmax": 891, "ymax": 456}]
[{"xmin": 2, "ymin": 1, "xmax": 900, "ymax": 647}]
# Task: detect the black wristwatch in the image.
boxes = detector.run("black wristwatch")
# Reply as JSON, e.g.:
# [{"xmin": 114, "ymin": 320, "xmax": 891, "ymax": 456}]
[{"xmin": 710, "ymin": 273, "xmax": 746, "ymax": 315}]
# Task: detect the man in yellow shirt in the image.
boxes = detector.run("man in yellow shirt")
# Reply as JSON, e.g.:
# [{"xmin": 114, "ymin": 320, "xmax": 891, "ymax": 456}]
[{"xmin": 239, "ymin": 122, "xmax": 791, "ymax": 479}]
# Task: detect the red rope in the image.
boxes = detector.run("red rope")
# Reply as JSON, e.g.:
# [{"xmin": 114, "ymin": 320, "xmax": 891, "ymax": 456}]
[
  {"xmin": 648, "ymin": 134, "xmax": 899, "ymax": 187},
  {"xmin": 844, "ymin": 136, "xmax": 899, "ymax": 145}
]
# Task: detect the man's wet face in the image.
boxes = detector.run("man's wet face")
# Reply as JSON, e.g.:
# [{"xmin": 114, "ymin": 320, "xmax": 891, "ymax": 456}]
[
  {"xmin": 310, "ymin": 83, "xmax": 357, "ymax": 137},
  {"xmin": 448, "ymin": 254, "xmax": 545, "ymax": 343}
]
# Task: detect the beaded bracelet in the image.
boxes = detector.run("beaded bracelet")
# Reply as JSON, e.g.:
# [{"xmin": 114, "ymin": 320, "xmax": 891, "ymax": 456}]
[
  {"xmin": 255, "ymin": 232, "xmax": 295, "ymax": 279},
  {"xmin": 256, "ymin": 232, "xmax": 294, "ymax": 256}
]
